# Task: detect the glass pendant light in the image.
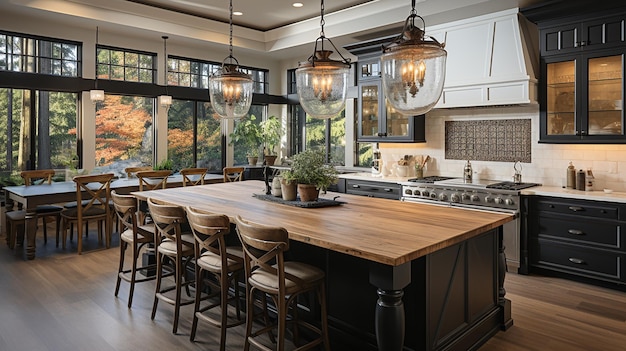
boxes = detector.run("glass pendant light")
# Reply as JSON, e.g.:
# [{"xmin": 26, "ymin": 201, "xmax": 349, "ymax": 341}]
[
  {"xmin": 90, "ymin": 26, "xmax": 105, "ymax": 103},
  {"xmin": 208, "ymin": 0, "xmax": 253, "ymax": 119},
  {"xmin": 158, "ymin": 35, "xmax": 172, "ymax": 111},
  {"xmin": 381, "ymin": 0, "xmax": 447, "ymax": 116},
  {"xmin": 295, "ymin": 0, "xmax": 351, "ymax": 119}
]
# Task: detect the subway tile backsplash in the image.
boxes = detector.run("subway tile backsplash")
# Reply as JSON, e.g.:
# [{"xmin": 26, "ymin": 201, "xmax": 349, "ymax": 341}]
[{"xmin": 378, "ymin": 105, "xmax": 626, "ymax": 192}]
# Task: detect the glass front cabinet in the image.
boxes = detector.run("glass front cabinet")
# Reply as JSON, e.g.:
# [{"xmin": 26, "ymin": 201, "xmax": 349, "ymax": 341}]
[
  {"xmin": 539, "ymin": 13, "xmax": 626, "ymax": 143},
  {"xmin": 356, "ymin": 55, "xmax": 425, "ymax": 143}
]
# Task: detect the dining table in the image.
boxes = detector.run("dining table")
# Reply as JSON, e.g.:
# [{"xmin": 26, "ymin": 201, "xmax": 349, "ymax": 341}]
[
  {"xmin": 3, "ymin": 173, "xmax": 223, "ymax": 260},
  {"xmin": 131, "ymin": 180, "xmax": 514, "ymax": 351}
]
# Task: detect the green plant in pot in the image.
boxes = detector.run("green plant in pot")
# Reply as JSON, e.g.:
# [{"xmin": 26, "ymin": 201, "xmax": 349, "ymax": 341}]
[
  {"xmin": 286, "ymin": 148, "xmax": 338, "ymax": 202},
  {"xmin": 260, "ymin": 115, "xmax": 282, "ymax": 166},
  {"xmin": 229, "ymin": 115, "xmax": 261, "ymax": 165}
]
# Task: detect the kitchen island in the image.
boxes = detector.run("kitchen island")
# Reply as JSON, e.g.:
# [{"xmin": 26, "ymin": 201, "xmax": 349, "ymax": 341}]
[{"xmin": 132, "ymin": 181, "xmax": 514, "ymax": 351}]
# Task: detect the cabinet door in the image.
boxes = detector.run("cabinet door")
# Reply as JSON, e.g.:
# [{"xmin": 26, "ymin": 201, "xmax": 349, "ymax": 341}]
[
  {"xmin": 358, "ymin": 81, "xmax": 382, "ymax": 140},
  {"xmin": 541, "ymin": 23, "xmax": 580, "ymax": 56},
  {"xmin": 585, "ymin": 53, "xmax": 624, "ymax": 138},
  {"xmin": 582, "ymin": 15, "xmax": 626, "ymax": 51},
  {"xmin": 542, "ymin": 57, "xmax": 578, "ymax": 139},
  {"xmin": 358, "ymin": 57, "xmax": 381, "ymax": 81}
]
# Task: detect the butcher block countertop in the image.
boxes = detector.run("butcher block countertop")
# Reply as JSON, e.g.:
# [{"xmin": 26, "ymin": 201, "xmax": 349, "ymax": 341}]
[{"xmin": 132, "ymin": 181, "xmax": 513, "ymax": 266}]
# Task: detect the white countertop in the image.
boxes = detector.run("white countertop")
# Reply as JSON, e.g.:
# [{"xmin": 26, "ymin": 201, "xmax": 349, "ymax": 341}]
[
  {"xmin": 339, "ymin": 172, "xmax": 414, "ymax": 183},
  {"xmin": 521, "ymin": 186, "xmax": 626, "ymax": 203}
]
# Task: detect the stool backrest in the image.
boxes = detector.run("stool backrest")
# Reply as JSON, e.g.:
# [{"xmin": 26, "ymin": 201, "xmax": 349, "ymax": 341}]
[
  {"xmin": 111, "ymin": 190, "xmax": 139, "ymax": 234},
  {"xmin": 186, "ymin": 207, "xmax": 233, "ymax": 261},
  {"xmin": 21, "ymin": 169, "xmax": 56, "ymax": 185},
  {"xmin": 148, "ymin": 198, "xmax": 192, "ymax": 251}
]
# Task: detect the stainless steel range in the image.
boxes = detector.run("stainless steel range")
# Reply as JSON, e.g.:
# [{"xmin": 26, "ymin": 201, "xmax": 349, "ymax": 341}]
[{"xmin": 401, "ymin": 176, "xmax": 540, "ymax": 271}]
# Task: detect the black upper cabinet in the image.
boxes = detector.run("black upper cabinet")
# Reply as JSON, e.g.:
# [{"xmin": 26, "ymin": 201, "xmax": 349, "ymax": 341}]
[
  {"xmin": 350, "ymin": 48, "xmax": 426, "ymax": 143},
  {"xmin": 536, "ymin": 10, "xmax": 626, "ymax": 143}
]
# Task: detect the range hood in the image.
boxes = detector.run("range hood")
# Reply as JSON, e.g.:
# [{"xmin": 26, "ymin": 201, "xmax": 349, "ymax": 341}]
[{"xmin": 428, "ymin": 8, "xmax": 539, "ymax": 109}]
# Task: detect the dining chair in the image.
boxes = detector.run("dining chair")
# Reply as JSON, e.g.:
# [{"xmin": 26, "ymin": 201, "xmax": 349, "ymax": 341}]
[
  {"xmin": 180, "ymin": 167, "xmax": 208, "ymax": 186},
  {"xmin": 136, "ymin": 170, "xmax": 171, "ymax": 224},
  {"xmin": 111, "ymin": 190, "xmax": 157, "ymax": 308},
  {"xmin": 223, "ymin": 166, "xmax": 244, "ymax": 182},
  {"xmin": 186, "ymin": 206, "xmax": 244, "ymax": 349},
  {"xmin": 124, "ymin": 166, "xmax": 152, "ymax": 178},
  {"xmin": 60, "ymin": 173, "xmax": 114, "ymax": 255},
  {"xmin": 147, "ymin": 197, "xmax": 195, "ymax": 334},
  {"xmin": 235, "ymin": 215, "xmax": 330, "ymax": 351},
  {"xmin": 6, "ymin": 169, "xmax": 63, "ymax": 249}
]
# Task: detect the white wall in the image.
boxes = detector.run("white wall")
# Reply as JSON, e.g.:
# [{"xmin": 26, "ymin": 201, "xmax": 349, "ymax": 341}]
[{"xmin": 379, "ymin": 105, "xmax": 626, "ymax": 192}]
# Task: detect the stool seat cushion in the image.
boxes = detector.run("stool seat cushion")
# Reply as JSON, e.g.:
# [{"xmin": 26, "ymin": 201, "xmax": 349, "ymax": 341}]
[
  {"xmin": 157, "ymin": 234, "xmax": 194, "ymax": 256},
  {"xmin": 196, "ymin": 247, "xmax": 243, "ymax": 272},
  {"xmin": 250, "ymin": 261, "xmax": 325, "ymax": 294}
]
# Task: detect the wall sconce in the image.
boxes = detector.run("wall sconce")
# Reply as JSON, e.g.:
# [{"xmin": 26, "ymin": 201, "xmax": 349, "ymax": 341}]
[
  {"xmin": 158, "ymin": 35, "xmax": 172, "ymax": 111},
  {"xmin": 208, "ymin": 0, "xmax": 253, "ymax": 119},
  {"xmin": 295, "ymin": 0, "xmax": 350, "ymax": 119},
  {"xmin": 89, "ymin": 26, "xmax": 105, "ymax": 104},
  {"xmin": 381, "ymin": 0, "xmax": 447, "ymax": 115}
]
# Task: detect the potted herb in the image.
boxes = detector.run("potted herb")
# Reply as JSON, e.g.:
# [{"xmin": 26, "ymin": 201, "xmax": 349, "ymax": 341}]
[
  {"xmin": 287, "ymin": 149, "xmax": 338, "ymax": 202},
  {"xmin": 229, "ymin": 115, "xmax": 261, "ymax": 165},
  {"xmin": 260, "ymin": 115, "xmax": 282, "ymax": 166},
  {"xmin": 154, "ymin": 159, "xmax": 174, "ymax": 171}
]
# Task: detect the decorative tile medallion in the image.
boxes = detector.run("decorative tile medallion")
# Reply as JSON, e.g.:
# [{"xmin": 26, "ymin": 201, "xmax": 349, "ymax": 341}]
[{"xmin": 445, "ymin": 119, "xmax": 531, "ymax": 162}]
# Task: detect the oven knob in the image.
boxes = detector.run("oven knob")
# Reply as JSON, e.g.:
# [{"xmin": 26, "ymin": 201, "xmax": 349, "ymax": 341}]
[
  {"xmin": 430, "ymin": 192, "xmax": 437, "ymax": 199},
  {"xmin": 461, "ymin": 193, "xmax": 470, "ymax": 200},
  {"xmin": 494, "ymin": 197, "xmax": 503, "ymax": 204},
  {"xmin": 439, "ymin": 193, "xmax": 448, "ymax": 201},
  {"xmin": 485, "ymin": 195, "xmax": 494, "ymax": 203},
  {"xmin": 471, "ymin": 194, "xmax": 480, "ymax": 202},
  {"xmin": 421, "ymin": 190, "xmax": 429, "ymax": 197},
  {"xmin": 404, "ymin": 189, "xmax": 413, "ymax": 196},
  {"xmin": 505, "ymin": 198, "xmax": 514, "ymax": 206},
  {"xmin": 450, "ymin": 193, "xmax": 460, "ymax": 202}
]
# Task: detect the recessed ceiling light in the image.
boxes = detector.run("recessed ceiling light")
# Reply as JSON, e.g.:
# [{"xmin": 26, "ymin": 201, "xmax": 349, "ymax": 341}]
[
  {"xmin": 233, "ymin": 11, "xmax": 243, "ymax": 16},
  {"xmin": 293, "ymin": 2, "xmax": 303, "ymax": 7}
]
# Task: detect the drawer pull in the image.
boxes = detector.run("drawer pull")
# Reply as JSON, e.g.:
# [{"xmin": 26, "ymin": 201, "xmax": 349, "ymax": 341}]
[
  {"xmin": 384, "ymin": 188, "xmax": 392, "ymax": 192},
  {"xmin": 352, "ymin": 184, "xmax": 360, "ymax": 188},
  {"xmin": 567, "ymin": 229, "xmax": 584, "ymax": 235},
  {"xmin": 568, "ymin": 257, "xmax": 586, "ymax": 265},
  {"xmin": 568, "ymin": 206, "xmax": 584, "ymax": 212}
]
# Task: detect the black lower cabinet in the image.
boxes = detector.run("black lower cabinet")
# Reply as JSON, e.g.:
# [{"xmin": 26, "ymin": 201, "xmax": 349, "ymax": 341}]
[
  {"xmin": 290, "ymin": 228, "xmax": 502, "ymax": 350},
  {"xmin": 526, "ymin": 196, "xmax": 626, "ymax": 291}
]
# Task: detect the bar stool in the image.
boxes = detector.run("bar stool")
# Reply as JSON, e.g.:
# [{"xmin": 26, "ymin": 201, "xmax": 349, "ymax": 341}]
[
  {"xmin": 111, "ymin": 190, "xmax": 157, "ymax": 308},
  {"xmin": 186, "ymin": 206, "xmax": 245, "ymax": 350},
  {"xmin": 235, "ymin": 215, "xmax": 330, "ymax": 351},
  {"xmin": 147, "ymin": 197, "xmax": 195, "ymax": 334}
]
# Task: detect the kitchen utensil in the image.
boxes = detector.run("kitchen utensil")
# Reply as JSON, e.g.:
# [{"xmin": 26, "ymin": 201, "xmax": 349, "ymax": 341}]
[
  {"xmin": 421, "ymin": 155, "xmax": 430, "ymax": 168},
  {"xmin": 513, "ymin": 161, "xmax": 522, "ymax": 183}
]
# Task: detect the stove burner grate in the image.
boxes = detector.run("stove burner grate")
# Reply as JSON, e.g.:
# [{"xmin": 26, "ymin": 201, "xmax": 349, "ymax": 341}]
[
  {"xmin": 407, "ymin": 176, "xmax": 456, "ymax": 184},
  {"xmin": 486, "ymin": 182, "xmax": 540, "ymax": 191}
]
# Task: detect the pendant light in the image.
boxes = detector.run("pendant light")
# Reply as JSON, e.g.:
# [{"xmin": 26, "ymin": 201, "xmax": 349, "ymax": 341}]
[
  {"xmin": 295, "ymin": 0, "xmax": 351, "ymax": 119},
  {"xmin": 158, "ymin": 35, "xmax": 172, "ymax": 110},
  {"xmin": 208, "ymin": 0, "xmax": 253, "ymax": 119},
  {"xmin": 381, "ymin": 0, "xmax": 447, "ymax": 116},
  {"xmin": 89, "ymin": 26, "xmax": 105, "ymax": 103}
]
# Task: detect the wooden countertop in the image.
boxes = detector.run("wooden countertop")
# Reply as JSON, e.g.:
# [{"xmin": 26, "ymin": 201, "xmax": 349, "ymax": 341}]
[{"xmin": 132, "ymin": 181, "xmax": 513, "ymax": 266}]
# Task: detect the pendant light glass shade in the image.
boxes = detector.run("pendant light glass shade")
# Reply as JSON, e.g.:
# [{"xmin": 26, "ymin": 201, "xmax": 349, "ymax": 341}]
[
  {"xmin": 381, "ymin": 1, "xmax": 446, "ymax": 116},
  {"xmin": 209, "ymin": 0, "xmax": 253, "ymax": 119},
  {"xmin": 295, "ymin": 0, "xmax": 350, "ymax": 119}
]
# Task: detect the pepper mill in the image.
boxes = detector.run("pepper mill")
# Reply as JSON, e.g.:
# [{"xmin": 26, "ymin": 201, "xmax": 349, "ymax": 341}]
[
  {"xmin": 566, "ymin": 162, "xmax": 576, "ymax": 189},
  {"xmin": 576, "ymin": 169, "xmax": 585, "ymax": 191},
  {"xmin": 463, "ymin": 160, "xmax": 473, "ymax": 183}
]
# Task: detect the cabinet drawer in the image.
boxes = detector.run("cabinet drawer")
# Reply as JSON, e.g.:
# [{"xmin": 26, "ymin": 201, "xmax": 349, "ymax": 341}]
[
  {"xmin": 346, "ymin": 180, "xmax": 400, "ymax": 200},
  {"xmin": 536, "ymin": 200, "xmax": 618, "ymax": 220},
  {"xmin": 532, "ymin": 239, "xmax": 626, "ymax": 283},
  {"xmin": 537, "ymin": 216, "xmax": 623, "ymax": 250}
]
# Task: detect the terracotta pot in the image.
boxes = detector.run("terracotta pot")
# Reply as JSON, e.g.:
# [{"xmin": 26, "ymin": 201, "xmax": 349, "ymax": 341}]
[
  {"xmin": 280, "ymin": 179, "xmax": 297, "ymax": 201},
  {"xmin": 297, "ymin": 184, "xmax": 319, "ymax": 202},
  {"xmin": 247, "ymin": 156, "xmax": 258, "ymax": 165},
  {"xmin": 264, "ymin": 155, "xmax": 278, "ymax": 166}
]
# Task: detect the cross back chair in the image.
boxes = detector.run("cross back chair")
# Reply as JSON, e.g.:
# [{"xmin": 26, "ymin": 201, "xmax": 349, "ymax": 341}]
[
  {"xmin": 111, "ymin": 190, "xmax": 157, "ymax": 308},
  {"xmin": 147, "ymin": 197, "xmax": 196, "ymax": 334},
  {"xmin": 124, "ymin": 166, "xmax": 152, "ymax": 178},
  {"xmin": 180, "ymin": 167, "xmax": 208, "ymax": 186},
  {"xmin": 136, "ymin": 170, "xmax": 171, "ymax": 191},
  {"xmin": 223, "ymin": 166, "xmax": 244, "ymax": 182},
  {"xmin": 6, "ymin": 169, "xmax": 63, "ymax": 249},
  {"xmin": 60, "ymin": 173, "xmax": 114, "ymax": 255},
  {"xmin": 235, "ymin": 215, "xmax": 330, "ymax": 351},
  {"xmin": 186, "ymin": 206, "xmax": 244, "ymax": 349}
]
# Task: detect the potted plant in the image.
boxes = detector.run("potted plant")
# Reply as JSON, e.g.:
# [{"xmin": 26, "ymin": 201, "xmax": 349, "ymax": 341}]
[
  {"xmin": 229, "ymin": 115, "xmax": 261, "ymax": 165},
  {"xmin": 287, "ymin": 149, "xmax": 338, "ymax": 202},
  {"xmin": 260, "ymin": 115, "xmax": 282, "ymax": 166}
]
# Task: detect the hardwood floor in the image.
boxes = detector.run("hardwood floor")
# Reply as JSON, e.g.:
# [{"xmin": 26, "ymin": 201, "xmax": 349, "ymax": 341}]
[{"xmin": 1, "ymin": 225, "xmax": 625, "ymax": 351}]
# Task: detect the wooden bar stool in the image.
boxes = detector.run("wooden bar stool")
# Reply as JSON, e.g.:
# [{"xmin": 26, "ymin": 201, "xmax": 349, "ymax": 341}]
[
  {"xmin": 111, "ymin": 190, "xmax": 157, "ymax": 308},
  {"xmin": 235, "ymin": 215, "xmax": 330, "ymax": 351},
  {"xmin": 186, "ymin": 206, "xmax": 245, "ymax": 349},
  {"xmin": 147, "ymin": 197, "xmax": 195, "ymax": 334}
]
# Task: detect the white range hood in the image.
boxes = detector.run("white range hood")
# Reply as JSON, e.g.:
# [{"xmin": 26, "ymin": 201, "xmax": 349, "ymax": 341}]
[{"xmin": 428, "ymin": 8, "xmax": 539, "ymax": 108}]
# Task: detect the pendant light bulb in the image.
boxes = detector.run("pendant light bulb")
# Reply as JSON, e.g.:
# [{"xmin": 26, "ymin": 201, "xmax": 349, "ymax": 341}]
[
  {"xmin": 295, "ymin": 0, "xmax": 350, "ymax": 119},
  {"xmin": 381, "ymin": 0, "xmax": 447, "ymax": 116},
  {"xmin": 208, "ymin": 0, "xmax": 253, "ymax": 119}
]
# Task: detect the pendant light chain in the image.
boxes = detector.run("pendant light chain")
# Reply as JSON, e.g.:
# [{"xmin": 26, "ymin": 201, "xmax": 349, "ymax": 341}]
[
  {"xmin": 319, "ymin": 0, "xmax": 325, "ymax": 38},
  {"xmin": 228, "ymin": 0, "xmax": 234, "ymax": 60},
  {"xmin": 411, "ymin": 0, "xmax": 416, "ymax": 15},
  {"xmin": 162, "ymin": 35, "xmax": 168, "ymax": 94}
]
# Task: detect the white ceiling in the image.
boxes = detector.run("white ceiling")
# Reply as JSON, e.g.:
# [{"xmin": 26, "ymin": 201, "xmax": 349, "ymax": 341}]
[{"xmin": 0, "ymin": 0, "xmax": 549, "ymax": 61}]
